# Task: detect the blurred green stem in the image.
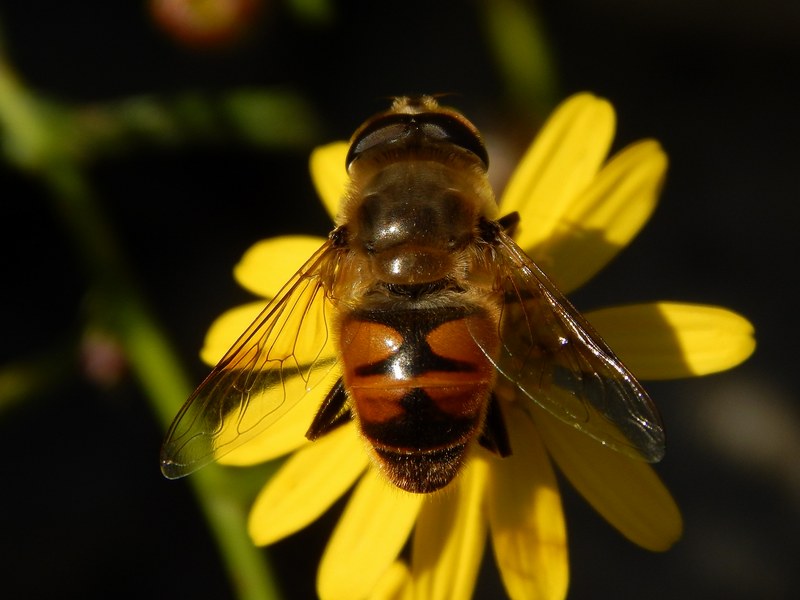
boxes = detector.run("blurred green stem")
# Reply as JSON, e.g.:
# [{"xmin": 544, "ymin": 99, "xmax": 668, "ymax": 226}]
[
  {"xmin": 481, "ymin": 0, "xmax": 559, "ymax": 120},
  {"xmin": 0, "ymin": 337, "xmax": 76, "ymax": 412},
  {"xmin": 0, "ymin": 30, "xmax": 282, "ymax": 600}
]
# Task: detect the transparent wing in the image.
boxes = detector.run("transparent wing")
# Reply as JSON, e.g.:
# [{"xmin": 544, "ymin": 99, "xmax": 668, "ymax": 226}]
[
  {"xmin": 489, "ymin": 231, "xmax": 665, "ymax": 462},
  {"xmin": 160, "ymin": 239, "xmax": 342, "ymax": 478}
]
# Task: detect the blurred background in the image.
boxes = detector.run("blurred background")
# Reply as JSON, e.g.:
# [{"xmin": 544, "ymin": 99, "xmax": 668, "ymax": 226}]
[{"xmin": 1, "ymin": 1, "xmax": 797, "ymax": 598}]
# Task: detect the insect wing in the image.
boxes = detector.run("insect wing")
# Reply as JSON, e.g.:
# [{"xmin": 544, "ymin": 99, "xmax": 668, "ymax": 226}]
[
  {"xmin": 489, "ymin": 232, "xmax": 665, "ymax": 462},
  {"xmin": 160, "ymin": 240, "xmax": 341, "ymax": 478}
]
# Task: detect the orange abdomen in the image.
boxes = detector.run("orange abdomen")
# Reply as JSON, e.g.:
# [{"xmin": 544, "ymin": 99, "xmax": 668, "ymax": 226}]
[{"xmin": 337, "ymin": 304, "xmax": 499, "ymax": 492}]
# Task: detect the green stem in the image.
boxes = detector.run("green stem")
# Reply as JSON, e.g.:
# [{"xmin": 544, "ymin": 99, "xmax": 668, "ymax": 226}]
[
  {"xmin": 51, "ymin": 165, "xmax": 282, "ymax": 600},
  {"xmin": 0, "ymin": 33, "xmax": 282, "ymax": 600}
]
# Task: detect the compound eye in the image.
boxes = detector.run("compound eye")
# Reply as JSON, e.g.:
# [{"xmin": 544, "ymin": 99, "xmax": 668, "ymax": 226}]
[
  {"xmin": 417, "ymin": 115, "xmax": 488, "ymax": 167},
  {"xmin": 346, "ymin": 111, "xmax": 488, "ymax": 169}
]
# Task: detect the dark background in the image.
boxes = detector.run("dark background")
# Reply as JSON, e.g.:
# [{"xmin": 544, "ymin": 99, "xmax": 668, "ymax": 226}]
[{"xmin": 1, "ymin": 1, "xmax": 798, "ymax": 598}]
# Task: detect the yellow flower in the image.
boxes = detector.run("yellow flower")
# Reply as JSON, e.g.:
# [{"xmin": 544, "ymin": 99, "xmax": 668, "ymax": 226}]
[{"xmin": 202, "ymin": 93, "xmax": 755, "ymax": 600}]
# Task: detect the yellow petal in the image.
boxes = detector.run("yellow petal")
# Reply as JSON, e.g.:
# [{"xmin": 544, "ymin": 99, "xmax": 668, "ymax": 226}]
[
  {"xmin": 586, "ymin": 302, "xmax": 756, "ymax": 379},
  {"xmin": 488, "ymin": 406, "xmax": 568, "ymax": 600},
  {"xmin": 411, "ymin": 456, "xmax": 488, "ymax": 600},
  {"xmin": 532, "ymin": 407, "xmax": 682, "ymax": 551},
  {"xmin": 318, "ymin": 469, "xmax": 424, "ymax": 600},
  {"xmin": 233, "ymin": 235, "xmax": 327, "ymax": 298},
  {"xmin": 200, "ymin": 301, "xmax": 266, "ymax": 365},
  {"xmin": 248, "ymin": 423, "xmax": 367, "ymax": 545},
  {"xmin": 368, "ymin": 562, "xmax": 413, "ymax": 600},
  {"xmin": 501, "ymin": 93, "xmax": 615, "ymax": 253},
  {"xmin": 311, "ymin": 142, "xmax": 350, "ymax": 223},
  {"xmin": 531, "ymin": 140, "xmax": 667, "ymax": 293}
]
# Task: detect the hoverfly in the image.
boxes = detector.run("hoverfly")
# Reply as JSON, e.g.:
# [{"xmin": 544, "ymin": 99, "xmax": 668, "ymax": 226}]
[{"xmin": 160, "ymin": 96, "xmax": 664, "ymax": 493}]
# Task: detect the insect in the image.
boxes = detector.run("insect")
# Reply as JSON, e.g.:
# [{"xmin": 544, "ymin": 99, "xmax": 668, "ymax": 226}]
[{"xmin": 160, "ymin": 96, "xmax": 664, "ymax": 493}]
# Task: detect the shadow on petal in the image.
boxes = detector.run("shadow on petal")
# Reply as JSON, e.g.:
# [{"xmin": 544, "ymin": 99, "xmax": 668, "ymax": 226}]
[
  {"xmin": 527, "ymin": 226, "xmax": 624, "ymax": 294},
  {"xmin": 412, "ymin": 457, "xmax": 488, "ymax": 600},
  {"xmin": 527, "ymin": 139, "xmax": 666, "ymax": 294},
  {"xmin": 532, "ymin": 405, "xmax": 683, "ymax": 551},
  {"xmin": 488, "ymin": 409, "xmax": 569, "ymax": 600},
  {"xmin": 502, "ymin": 93, "xmax": 615, "ymax": 254},
  {"xmin": 585, "ymin": 302, "xmax": 756, "ymax": 380}
]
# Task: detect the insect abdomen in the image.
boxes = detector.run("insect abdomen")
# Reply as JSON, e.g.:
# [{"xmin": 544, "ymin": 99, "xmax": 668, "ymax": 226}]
[{"xmin": 338, "ymin": 304, "xmax": 499, "ymax": 493}]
